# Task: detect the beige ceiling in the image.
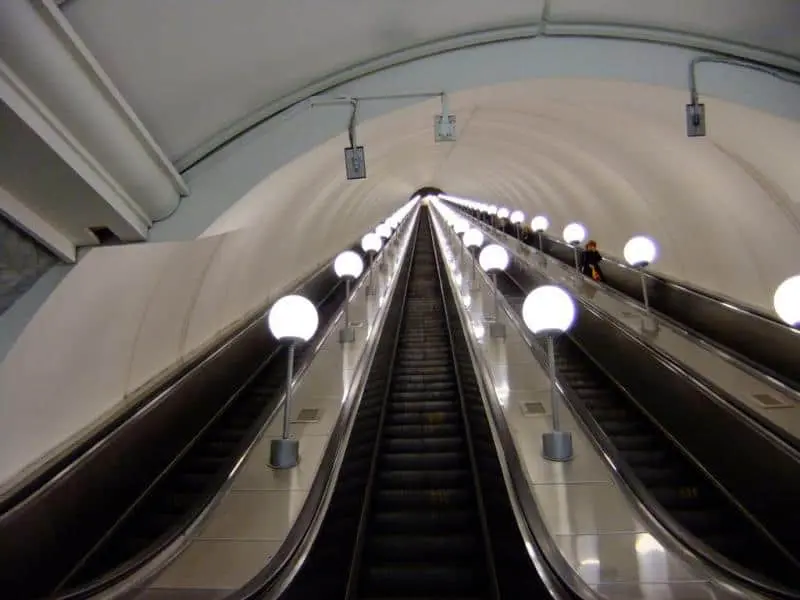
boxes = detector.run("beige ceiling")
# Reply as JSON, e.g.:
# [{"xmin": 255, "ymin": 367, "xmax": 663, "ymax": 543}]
[
  {"xmin": 203, "ymin": 78, "xmax": 800, "ymax": 312},
  {"xmin": 59, "ymin": 0, "xmax": 800, "ymax": 167}
]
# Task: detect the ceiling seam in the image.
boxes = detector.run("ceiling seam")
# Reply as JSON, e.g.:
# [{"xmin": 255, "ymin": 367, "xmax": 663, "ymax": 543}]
[{"xmin": 174, "ymin": 23, "xmax": 800, "ymax": 174}]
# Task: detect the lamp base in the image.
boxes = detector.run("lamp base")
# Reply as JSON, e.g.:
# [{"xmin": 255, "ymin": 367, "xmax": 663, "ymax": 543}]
[
  {"xmin": 489, "ymin": 322, "xmax": 506, "ymax": 340},
  {"xmin": 339, "ymin": 327, "xmax": 356, "ymax": 344},
  {"xmin": 542, "ymin": 431, "xmax": 574, "ymax": 462},
  {"xmin": 641, "ymin": 314, "xmax": 660, "ymax": 335},
  {"xmin": 269, "ymin": 438, "xmax": 299, "ymax": 469}
]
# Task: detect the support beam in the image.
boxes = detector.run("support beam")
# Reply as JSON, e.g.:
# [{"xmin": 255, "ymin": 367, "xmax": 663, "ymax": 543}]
[
  {"xmin": 0, "ymin": 59, "xmax": 151, "ymax": 241},
  {"xmin": 0, "ymin": 1, "xmax": 188, "ymax": 223},
  {"xmin": 0, "ymin": 186, "xmax": 76, "ymax": 263}
]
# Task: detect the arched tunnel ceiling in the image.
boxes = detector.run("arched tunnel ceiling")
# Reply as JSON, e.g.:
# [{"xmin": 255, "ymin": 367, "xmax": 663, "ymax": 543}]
[
  {"xmin": 203, "ymin": 78, "xmax": 800, "ymax": 312},
  {"xmin": 58, "ymin": 0, "xmax": 800, "ymax": 167}
]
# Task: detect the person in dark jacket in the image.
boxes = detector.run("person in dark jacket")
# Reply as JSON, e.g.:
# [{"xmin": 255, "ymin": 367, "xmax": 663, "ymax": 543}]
[{"xmin": 581, "ymin": 240, "xmax": 604, "ymax": 282}]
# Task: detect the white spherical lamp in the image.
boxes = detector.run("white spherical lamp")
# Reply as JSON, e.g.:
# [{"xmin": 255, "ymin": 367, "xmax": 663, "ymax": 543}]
[
  {"xmin": 774, "ymin": 275, "xmax": 800, "ymax": 326},
  {"xmin": 376, "ymin": 223, "xmax": 392, "ymax": 240},
  {"xmin": 497, "ymin": 207, "xmax": 510, "ymax": 220},
  {"xmin": 479, "ymin": 244, "xmax": 510, "ymax": 273},
  {"xmin": 624, "ymin": 236, "xmax": 658, "ymax": 268},
  {"xmin": 510, "ymin": 210, "xmax": 525, "ymax": 225},
  {"xmin": 563, "ymin": 222, "xmax": 587, "ymax": 246},
  {"xmin": 530, "ymin": 215, "xmax": 550, "ymax": 233},
  {"xmin": 487, "ymin": 204, "xmax": 498, "ymax": 216},
  {"xmin": 268, "ymin": 295, "xmax": 320, "ymax": 342},
  {"xmin": 333, "ymin": 250, "xmax": 364, "ymax": 279},
  {"xmin": 522, "ymin": 286, "xmax": 576, "ymax": 335},
  {"xmin": 453, "ymin": 219, "xmax": 468, "ymax": 235},
  {"xmin": 361, "ymin": 232, "xmax": 382, "ymax": 254},
  {"xmin": 463, "ymin": 228, "xmax": 484, "ymax": 249}
]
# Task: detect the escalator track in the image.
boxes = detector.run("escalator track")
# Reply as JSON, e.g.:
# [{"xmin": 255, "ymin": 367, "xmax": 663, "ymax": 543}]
[
  {"xmin": 272, "ymin": 212, "xmax": 565, "ymax": 600},
  {"xmin": 493, "ymin": 266, "xmax": 800, "ymax": 593},
  {"xmin": 47, "ymin": 280, "xmax": 350, "ymax": 599},
  {"xmin": 480, "ymin": 211, "xmax": 800, "ymax": 391}
]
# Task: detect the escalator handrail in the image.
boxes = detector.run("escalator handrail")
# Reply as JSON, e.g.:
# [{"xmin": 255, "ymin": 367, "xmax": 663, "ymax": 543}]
[
  {"xmin": 225, "ymin": 207, "xmax": 421, "ymax": 600},
  {"xmin": 53, "ymin": 273, "xmax": 350, "ymax": 599},
  {"xmin": 88, "ymin": 216, "xmax": 420, "ymax": 600},
  {"xmin": 0, "ymin": 239, "xmax": 366, "ymax": 515},
  {"xmin": 428, "ymin": 210, "xmax": 600, "ymax": 600},
  {"xmin": 477, "ymin": 221, "xmax": 800, "ymax": 455},
  {"xmin": 441, "ymin": 229, "xmax": 773, "ymax": 600},
  {"xmin": 492, "ymin": 264, "xmax": 800, "ymax": 599},
  {"xmin": 477, "ymin": 210, "xmax": 790, "ymax": 330},
  {"xmin": 450, "ymin": 212, "xmax": 800, "ymax": 599},
  {"xmin": 471, "ymin": 214, "xmax": 800, "ymax": 398},
  {"xmin": 342, "ymin": 218, "xmax": 421, "ymax": 599}
]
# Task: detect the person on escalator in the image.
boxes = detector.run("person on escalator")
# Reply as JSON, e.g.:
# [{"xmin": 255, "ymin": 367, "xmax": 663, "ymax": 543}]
[{"xmin": 581, "ymin": 240, "xmax": 605, "ymax": 282}]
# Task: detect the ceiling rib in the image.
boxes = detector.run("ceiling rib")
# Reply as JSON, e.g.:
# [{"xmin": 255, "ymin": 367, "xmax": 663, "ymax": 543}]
[{"xmin": 175, "ymin": 22, "xmax": 800, "ymax": 174}]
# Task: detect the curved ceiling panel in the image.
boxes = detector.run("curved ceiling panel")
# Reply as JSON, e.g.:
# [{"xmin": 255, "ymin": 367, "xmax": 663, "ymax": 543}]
[
  {"xmin": 59, "ymin": 0, "xmax": 800, "ymax": 165},
  {"xmin": 203, "ymin": 78, "xmax": 800, "ymax": 311}
]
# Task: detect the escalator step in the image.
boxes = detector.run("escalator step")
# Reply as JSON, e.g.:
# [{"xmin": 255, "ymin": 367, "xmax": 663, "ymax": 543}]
[
  {"xmin": 362, "ymin": 565, "xmax": 480, "ymax": 596},
  {"xmin": 366, "ymin": 534, "xmax": 481, "ymax": 560},
  {"xmin": 379, "ymin": 452, "xmax": 466, "ymax": 470},
  {"xmin": 382, "ymin": 437, "xmax": 463, "ymax": 453},
  {"xmin": 377, "ymin": 469, "xmax": 472, "ymax": 488},
  {"xmin": 373, "ymin": 488, "xmax": 473, "ymax": 509}
]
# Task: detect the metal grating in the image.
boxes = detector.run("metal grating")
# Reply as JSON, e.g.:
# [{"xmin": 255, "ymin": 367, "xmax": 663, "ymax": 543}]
[
  {"xmin": 293, "ymin": 408, "xmax": 322, "ymax": 423},
  {"xmin": 752, "ymin": 393, "xmax": 792, "ymax": 409},
  {"xmin": 520, "ymin": 401, "xmax": 547, "ymax": 417}
]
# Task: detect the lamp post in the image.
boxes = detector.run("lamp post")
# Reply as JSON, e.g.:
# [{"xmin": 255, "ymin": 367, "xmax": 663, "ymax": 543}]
[
  {"xmin": 479, "ymin": 243, "xmax": 510, "ymax": 339},
  {"xmin": 522, "ymin": 286, "xmax": 577, "ymax": 462},
  {"xmin": 453, "ymin": 218, "xmax": 468, "ymax": 271},
  {"xmin": 488, "ymin": 204, "xmax": 498, "ymax": 227},
  {"xmin": 623, "ymin": 235, "xmax": 659, "ymax": 312},
  {"xmin": 563, "ymin": 222, "xmax": 587, "ymax": 275},
  {"xmin": 497, "ymin": 207, "xmax": 510, "ymax": 233},
  {"xmin": 510, "ymin": 210, "xmax": 525, "ymax": 241},
  {"xmin": 333, "ymin": 250, "xmax": 364, "ymax": 344},
  {"xmin": 773, "ymin": 275, "xmax": 800, "ymax": 327},
  {"xmin": 530, "ymin": 215, "xmax": 550, "ymax": 267},
  {"xmin": 463, "ymin": 228, "xmax": 484, "ymax": 291},
  {"xmin": 376, "ymin": 223, "xmax": 392, "ymax": 278},
  {"xmin": 267, "ymin": 295, "xmax": 320, "ymax": 469},
  {"xmin": 361, "ymin": 232, "xmax": 382, "ymax": 296}
]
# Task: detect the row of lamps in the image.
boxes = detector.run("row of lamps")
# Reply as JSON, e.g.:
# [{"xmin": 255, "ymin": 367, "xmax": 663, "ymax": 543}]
[
  {"xmin": 441, "ymin": 194, "xmax": 663, "ymax": 317},
  {"xmin": 267, "ymin": 200, "xmax": 416, "ymax": 469},
  {"xmin": 437, "ymin": 200, "xmax": 577, "ymax": 461},
  {"xmin": 444, "ymin": 193, "xmax": 800, "ymax": 328}
]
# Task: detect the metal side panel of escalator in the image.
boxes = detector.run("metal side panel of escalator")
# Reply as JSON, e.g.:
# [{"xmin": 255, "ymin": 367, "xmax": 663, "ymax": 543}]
[
  {"xmin": 0, "ymin": 245, "xmax": 367, "ymax": 600},
  {"xmin": 257, "ymin": 208, "xmax": 582, "ymax": 600},
  {"xmin": 492, "ymin": 262, "xmax": 800, "ymax": 598}
]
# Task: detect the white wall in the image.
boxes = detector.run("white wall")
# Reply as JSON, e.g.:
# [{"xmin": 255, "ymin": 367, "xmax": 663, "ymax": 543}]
[
  {"xmin": 1, "ymin": 36, "xmax": 799, "ymax": 489},
  {"xmin": 0, "ymin": 203, "xmax": 391, "ymax": 490}
]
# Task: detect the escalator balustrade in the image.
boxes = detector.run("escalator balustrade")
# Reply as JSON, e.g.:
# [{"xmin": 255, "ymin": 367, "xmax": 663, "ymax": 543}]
[
  {"xmin": 48, "ymin": 282, "xmax": 349, "ymax": 599},
  {"xmin": 276, "ymin": 211, "xmax": 565, "ymax": 600},
  {"xmin": 493, "ymin": 267, "xmax": 800, "ymax": 591}
]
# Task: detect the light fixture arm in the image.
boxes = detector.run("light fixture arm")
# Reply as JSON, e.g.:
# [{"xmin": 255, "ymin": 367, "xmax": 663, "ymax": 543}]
[
  {"xmin": 689, "ymin": 56, "xmax": 800, "ymax": 105},
  {"xmin": 348, "ymin": 99, "xmax": 359, "ymax": 148}
]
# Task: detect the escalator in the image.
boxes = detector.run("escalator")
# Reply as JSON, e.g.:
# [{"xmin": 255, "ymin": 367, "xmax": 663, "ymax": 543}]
[
  {"xmin": 493, "ymin": 266, "xmax": 800, "ymax": 595},
  {"xmin": 268, "ymin": 211, "xmax": 571, "ymax": 600},
  {"xmin": 2, "ymin": 267, "xmax": 352, "ymax": 600},
  {"xmin": 55, "ymin": 285, "xmax": 349, "ymax": 598},
  {"xmin": 476, "ymin": 209, "xmax": 800, "ymax": 390}
]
